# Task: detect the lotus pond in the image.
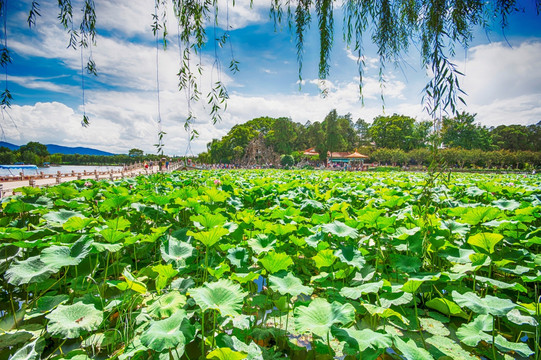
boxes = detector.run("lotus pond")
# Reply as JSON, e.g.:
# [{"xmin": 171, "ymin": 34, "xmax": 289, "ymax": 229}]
[{"xmin": 0, "ymin": 170, "xmax": 540, "ymax": 360}]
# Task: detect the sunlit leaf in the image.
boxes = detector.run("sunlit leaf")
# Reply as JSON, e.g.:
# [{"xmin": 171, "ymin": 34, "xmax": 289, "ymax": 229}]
[
  {"xmin": 294, "ymin": 298, "xmax": 355, "ymax": 338},
  {"xmin": 140, "ymin": 310, "xmax": 186, "ymax": 352},
  {"xmin": 46, "ymin": 302, "xmax": 103, "ymax": 338},
  {"xmin": 189, "ymin": 279, "xmax": 247, "ymax": 317},
  {"xmin": 259, "ymin": 252, "xmax": 293, "ymax": 274},
  {"xmin": 268, "ymin": 271, "xmax": 313, "ymax": 297}
]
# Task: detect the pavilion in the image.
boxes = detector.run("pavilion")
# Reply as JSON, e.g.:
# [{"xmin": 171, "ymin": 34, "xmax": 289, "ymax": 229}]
[{"xmin": 302, "ymin": 148, "xmax": 369, "ymax": 166}]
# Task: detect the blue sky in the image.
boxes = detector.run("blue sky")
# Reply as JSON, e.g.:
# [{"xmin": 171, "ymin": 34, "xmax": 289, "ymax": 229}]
[{"xmin": 1, "ymin": 1, "xmax": 541, "ymax": 155}]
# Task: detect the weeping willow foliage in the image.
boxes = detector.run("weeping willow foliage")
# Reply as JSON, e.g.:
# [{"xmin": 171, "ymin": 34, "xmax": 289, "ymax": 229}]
[{"xmin": 1, "ymin": 0, "xmax": 540, "ymax": 133}]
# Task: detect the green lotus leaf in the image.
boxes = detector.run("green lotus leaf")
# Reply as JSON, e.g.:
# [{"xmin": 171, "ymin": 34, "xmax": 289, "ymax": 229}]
[
  {"xmin": 475, "ymin": 276, "xmax": 527, "ymax": 293},
  {"xmin": 105, "ymin": 216, "xmax": 131, "ymax": 231},
  {"xmin": 208, "ymin": 262, "xmax": 231, "ymax": 280},
  {"xmin": 230, "ymin": 272, "xmax": 260, "ymax": 284},
  {"xmin": 456, "ymin": 314, "xmax": 493, "ymax": 347},
  {"xmin": 268, "ymin": 271, "xmax": 313, "ymax": 297},
  {"xmin": 191, "ymin": 212, "xmax": 228, "ymax": 229},
  {"xmin": 440, "ymin": 220, "xmax": 470, "ymax": 237},
  {"xmin": 160, "ymin": 235, "xmax": 194, "ymax": 267},
  {"xmin": 82, "ymin": 331, "xmax": 116, "ymax": 351},
  {"xmin": 352, "ymin": 265, "xmax": 375, "ymax": 283},
  {"xmin": 331, "ymin": 327, "xmax": 391, "ymax": 352},
  {"xmin": 148, "ymin": 291, "xmax": 186, "ymax": 318},
  {"xmin": 0, "ymin": 330, "xmax": 33, "ymax": 348},
  {"xmin": 43, "ymin": 209, "xmax": 83, "ymax": 225},
  {"xmin": 259, "ymin": 252, "xmax": 293, "ymax": 274},
  {"xmin": 491, "ymin": 199, "xmax": 520, "ymax": 211},
  {"xmin": 312, "ymin": 249, "xmax": 337, "ymax": 269},
  {"xmin": 265, "ymin": 223, "xmax": 297, "ymax": 237},
  {"xmin": 9, "ymin": 337, "xmax": 45, "ymax": 360},
  {"xmin": 340, "ymin": 281, "xmax": 383, "ymax": 299},
  {"xmin": 394, "ymin": 337, "xmax": 434, "ymax": 360},
  {"xmin": 304, "ymin": 231, "xmax": 325, "ymax": 249},
  {"xmin": 335, "ymin": 245, "xmax": 365, "ymax": 269},
  {"xmin": 46, "ymin": 302, "xmax": 103, "ymax": 338},
  {"xmin": 460, "ymin": 206, "xmax": 501, "ymax": 226},
  {"xmin": 140, "ymin": 310, "xmax": 187, "ymax": 352},
  {"xmin": 92, "ymin": 242, "xmax": 123, "ymax": 253},
  {"xmin": 494, "ymin": 334, "xmax": 534, "ymax": 358},
  {"xmin": 203, "ymin": 188, "xmax": 230, "ymax": 203},
  {"xmin": 62, "ymin": 217, "xmax": 95, "ymax": 232},
  {"xmin": 152, "ymin": 263, "xmax": 179, "ymax": 293},
  {"xmin": 99, "ymin": 228, "xmax": 128, "ymax": 243},
  {"xmin": 122, "ymin": 267, "xmax": 147, "ymax": 294},
  {"xmin": 506, "ymin": 308, "xmax": 538, "ymax": 326},
  {"xmin": 99, "ymin": 195, "xmax": 131, "ymax": 212},
  {"xmin": 207, "ymin": 347, "xmax": 247, "ymax": 360},
  {"xmin": 425, "ymin": 336, "xmax": 478, "ymax": 360},
  {"xmin": 418, "ymin": 318, "xmax": 450, "ymax": 336},
  {"xmin": 452, "ymin": 291, "xmax": 516, "ymax": 316},
  {"xmin": 465, "ymin": 186, "xmax": 486, "ymax": 197},
  {"xmin": 5, "ymin": 256, "xmax": 57, "ymax": 286},
  {"xmin": 215, "ymin": 335, "xmax": 262, "ymax": 360},
  {"xmin": 379, "ymin": 291, "xmax": 413, "ymax": 308},
  {"xmin": 118, "ymin": 336, "xmax": 146, "ymax": 360},
  {"xmin": 189, "ymin": 279, "xmax": 247, "ymax": 317},
  {"xmin": 26, "ymin": 294, "xmax": 69, "ymax": 318},
  {"xmin": 227, "ymin": 247, "xmax": 251, "ymax": 268},
  {"xmin": 294, "ymin": 298, "xmax": 355, "ymax": 338},
  {"xmin": 188, "ymin": 227, "xmax": 229, "ymax": 248},
  {"xmin": 467, "ymin": 232, "xmax": 503, "ymax": 254},
  {"xmin": 400, "ymin": 273, "xmax": 440, "ymax": 294},
  {"xmin": 300, "ymin": 199, "xmax": 325, "ymax": 212},
  {"xmin": 40, "ymin": 236, "xmax": 93, "ymax": 269},
  {"xmin": 4, "ymin": 200, "xmax": 37, "ymax": 214},
  {"xmin": 425, "ymin": 297, "xmax": 468, "ymax": 319},
  {"xmin": 247, "ymin": 234, "xmax": 276, "ymax": 255},
  {"xmin": 320, "ymin": 220, "xmax": 358, "ymax": 239},
  {"xmin": 389, "ymin": 254, "xmax": 421, "ymax": 273}
]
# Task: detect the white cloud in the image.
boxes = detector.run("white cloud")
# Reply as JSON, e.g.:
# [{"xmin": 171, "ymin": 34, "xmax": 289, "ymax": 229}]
[
  {"xmin": 8, "ymin": 75, "xmax": 78, "ymax": 94},
  {"xmin": 456, "ymin": 41, "xmax": 541, "ymax": 126},
  {"xmin": 345, "ymin": 48, "xmax": 379, "ymax": 69}
]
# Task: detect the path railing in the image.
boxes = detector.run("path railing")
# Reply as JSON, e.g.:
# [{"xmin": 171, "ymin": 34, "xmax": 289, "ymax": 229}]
[{"xmin": 0, "ymin": 161, "xmax": 194, "ymax": 198}]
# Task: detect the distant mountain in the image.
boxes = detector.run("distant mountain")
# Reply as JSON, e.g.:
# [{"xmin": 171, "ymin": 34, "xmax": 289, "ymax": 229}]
[
  {"xmin": 45, "ymin": 144, "xmax": 116, "ymax": 156},
  {"xmin": 0, "ymin": 141, "xmax": 19, "ymax": 151},
  {"xmin": 0, "ymin": 141, "xmax": 116, "ymax": 156}
]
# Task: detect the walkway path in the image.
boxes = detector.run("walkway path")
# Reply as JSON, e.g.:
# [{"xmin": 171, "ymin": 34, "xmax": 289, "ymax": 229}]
[{"xmin": 0, "ymin": 161, "xmax": 186, "ymax": 198}]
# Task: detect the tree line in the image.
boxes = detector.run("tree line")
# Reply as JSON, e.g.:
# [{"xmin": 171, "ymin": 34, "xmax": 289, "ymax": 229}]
[
  {"xmin": 197, "ymin": 110, "xmax": 541, "ymax": 169},
  {"xmin": 0, "ymin": 143, "xmax": 170, "ymax": 166}
]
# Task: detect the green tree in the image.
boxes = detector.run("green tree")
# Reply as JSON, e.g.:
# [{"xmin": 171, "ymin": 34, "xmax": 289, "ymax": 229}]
[
  {"xmin": 528, "ymin": 122, "xmax": 541, "ymax": 152},
  {"xmin": 0, "ymin": 147, "xmax": 15, "ymax": 164},
  {"xmin": 369, "ymin": 114, "xmax": 417, "ymax": 151},
  {"xmin": 280, "ymin": 154, "xmax": 295, "ymax": 167},
  {"xmin": 266, "ymin": 117, "xmax": 298, "ymax": 154},
  {"xmin": 324, "ymin": 110, "xmax": 344, "ymax": 154},
  {"xmin": 441, "ymin": 112, "xmax": 492, "ymax": 150},
  {"xmin": 50, "ymin": 153, "xmax": 63, "ymax": 165},
  {"xmin": 355, "ymin": 118, "xmax": 371, "ymax": 146},
  {"xmin": 18, "ymin": 142, "xmax": 49, "ymax": 158},
  {"xmin": 491, "ymin": 125, "xmax": 530, "ymax": 151},
  {"xmin": 129, "ymin": 148, "xmax": 144, "ymax": 157}
]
